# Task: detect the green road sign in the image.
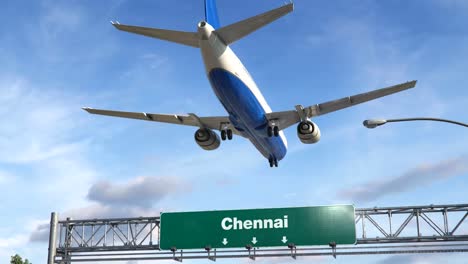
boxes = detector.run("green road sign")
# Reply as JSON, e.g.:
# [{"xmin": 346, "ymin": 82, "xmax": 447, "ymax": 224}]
[{"xmin": 160, "ymin": 205, "xmax": 356, "ymax": 250}]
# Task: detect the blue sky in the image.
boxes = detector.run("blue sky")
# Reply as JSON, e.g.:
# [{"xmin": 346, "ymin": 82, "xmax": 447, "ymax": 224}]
[{"xmin": 1, "ymin": 0, "xmax": 468, "ymax": 263}]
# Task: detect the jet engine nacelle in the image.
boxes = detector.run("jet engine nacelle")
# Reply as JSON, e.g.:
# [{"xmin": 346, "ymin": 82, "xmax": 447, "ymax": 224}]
[
  {"xmin": 194, "ymin": 128, "xmax": 220, "ymax": 150},
  {"xmin": 297, "ymin": 121, "xmax": 321, "ymax": 144}
]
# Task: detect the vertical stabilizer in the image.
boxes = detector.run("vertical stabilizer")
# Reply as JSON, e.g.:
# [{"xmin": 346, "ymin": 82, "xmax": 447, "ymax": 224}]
[{"xmin": 205, "ymin": 0, "xmax": 220, "ymax": 29}]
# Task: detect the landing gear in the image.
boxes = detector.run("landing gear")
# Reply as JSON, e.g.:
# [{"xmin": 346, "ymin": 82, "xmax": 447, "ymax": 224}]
[
  {"xmin": 221, "ymin": 129, "xmax": 233, "ymax": 141},
  {"xmin": 268, "ymin": 157, "xmax": 279, "ymax": 167},
  {"xmin": 221, "ymin": 130, "xmax": 226, "ymax": 140},
  {"xmin": 267, "ymin": 125, "xmax": 280, "ymax": 137},
  {"xmin": 273, "ymin": 126, "xmax": 279, "ymax": 137}
]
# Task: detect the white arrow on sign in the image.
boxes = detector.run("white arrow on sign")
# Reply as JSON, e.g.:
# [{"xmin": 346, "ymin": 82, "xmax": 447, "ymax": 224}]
[
  {"xmin": 282, "ymin": 236, "xmax": 288, "ymax": 243},
  {"xmin": 252, "ymin": 237, "xmax": 258, "ymax": 244},
  {"xmin": 222, "ymin": 238, "xmax": 228, "ymax": 245}
]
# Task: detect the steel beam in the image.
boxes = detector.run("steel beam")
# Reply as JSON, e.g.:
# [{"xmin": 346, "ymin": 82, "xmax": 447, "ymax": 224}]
[
  {"xmin": 51, "ymin": 203, "xmax": 468, "ymax": 263},
  {"xmin": 47, "ymin": 212, "xmax": 58, "ymax": 264}
]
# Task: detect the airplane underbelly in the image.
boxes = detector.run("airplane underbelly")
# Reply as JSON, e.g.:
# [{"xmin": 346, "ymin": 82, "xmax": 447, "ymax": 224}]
[{"xmin": 208, "ymin": 68, "xmax": 287, "ymax": 160}]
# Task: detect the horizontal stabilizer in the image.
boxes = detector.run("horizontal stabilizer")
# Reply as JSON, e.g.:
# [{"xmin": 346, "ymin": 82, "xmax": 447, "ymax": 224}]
[
  {"xmin": 215, "ymin": 3, "xmax": 293, "ymax": 45},
  {"xmin": 111, "ymin": 22, "xmax": 199, "ymax": 47}
]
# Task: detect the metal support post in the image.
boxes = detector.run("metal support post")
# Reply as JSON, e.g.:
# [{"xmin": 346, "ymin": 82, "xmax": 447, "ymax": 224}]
[
  {"xmin": 63, "ymin": 217, "xmax": 72, "ymax": 264},
  {"xmin": 329, "ymin": 241, "xmax": 337, "ymax": 259},
  {"xmin": 288, "ymin": 243, "xmax": 297, "ymax": 259},
  {"xmin": 415, "ymin": 209, "xmax": 421, "ymax": 239},
  {"xmin": 171, "ymin": 247, "xmax": 182, "ymax": 262},
  {"xmin": 245, "ymin": 245, "xmax": 256, "ymax": 260},
  {"xmin": 205, "ymin": 246, "xmax": 216, "ymax": 261},
  {"xmin": 47, "ymin": 212, "xmax": 58, "ymax": 264}
]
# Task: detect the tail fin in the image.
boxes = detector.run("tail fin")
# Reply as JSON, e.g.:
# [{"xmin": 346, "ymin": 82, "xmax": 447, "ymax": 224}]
[
  {"xmin": 110, "ymin": 1, "xmax": 293, "ymax": 48},
  {"xmin": 205, "ymin": 0, "xmax": 220, "ymax": 29}
]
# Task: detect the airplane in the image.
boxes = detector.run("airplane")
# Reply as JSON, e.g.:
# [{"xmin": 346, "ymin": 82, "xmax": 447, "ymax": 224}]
[{"xmin": 83, "ymin": 0, "xmax": 417, "ymax": 167}]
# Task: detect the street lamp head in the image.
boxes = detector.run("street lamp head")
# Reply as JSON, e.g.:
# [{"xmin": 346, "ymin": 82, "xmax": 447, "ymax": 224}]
[{"xmin": 363, "ymin": 119, "xmax": 387, "ymax": 129}]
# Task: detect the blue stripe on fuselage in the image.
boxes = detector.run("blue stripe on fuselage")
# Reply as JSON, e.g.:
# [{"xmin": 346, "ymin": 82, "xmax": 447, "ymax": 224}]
[
  {"xmin": 204, "ymin": 0, "xmax": 220, "ymax": 29},
  {"xmin": 208, "ymin": 68, "xmax": 287, "ymax": 160}
]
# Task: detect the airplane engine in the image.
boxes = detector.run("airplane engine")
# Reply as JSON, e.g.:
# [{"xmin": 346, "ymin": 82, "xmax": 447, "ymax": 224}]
[
  {"xmin": 297, "ymin": 121, "xmax": 321, "ymax": 144},
  {"xmin": 194, "ymin": 128, "xmax": 220, "ymax": 150}
]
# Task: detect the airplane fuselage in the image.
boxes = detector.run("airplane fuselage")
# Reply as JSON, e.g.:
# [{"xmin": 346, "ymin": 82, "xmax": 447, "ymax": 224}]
[{"xmin": 198, "ymin": 22, "xmax": 287, "ymax": 161}]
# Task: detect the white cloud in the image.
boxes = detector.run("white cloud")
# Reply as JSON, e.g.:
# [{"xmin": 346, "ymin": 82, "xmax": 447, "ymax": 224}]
[
  {"xmin": 29, "ymin": 223, "xmax": 49, "ymax": 243},
  {"xmin": 87, "ymin": 176, "xmax": 190, "ymax": 208},
  {"xmin": 29, "ymin": 175, "xmax": 187, "ymax": 242},
  {"xmin": 338, "ymin": 155, "xmax": 468, "ymax": 202},
  {"xmin": 0, "ymin": 75, "xmax": 98, "ymax": 208},
  {"xmin": 0, "ymin": 234, "xmax": 28, "ymax": 248},
  {"xmin": 0, "ymin": 74, "xmax": 100, "ymax": 250},
  {"xmin": 39, "ymin": 3, "xmax": 83, "ymax": 40},
  {"xmin": 0, "ymin": 76, "xmax": 87, "ymax": 164},
  {"xmin": 0, "ymin": 234, "xmax": 30, "ymax": 261},
  {"xmin": 0, "ymin": 170, "xmax": 13, "ymax": 184},
  {"xmin": 304, "ymin": 14, "xmax": 456, "ymax": 120}
]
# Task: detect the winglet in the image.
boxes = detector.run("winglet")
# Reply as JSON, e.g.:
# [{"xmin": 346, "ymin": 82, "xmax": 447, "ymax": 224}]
[{"xmin": 82, "ymin": 107, "xmax": 92, "ymax": 112}]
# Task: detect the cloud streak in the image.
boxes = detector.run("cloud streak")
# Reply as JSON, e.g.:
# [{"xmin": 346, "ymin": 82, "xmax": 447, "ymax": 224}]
[
  {"xmin": 87, "ymin": 176, "xmax": 190, "ymax": 208},
  {"xmin": 30, "ymin": 176, "xmax": 188, "ymax": 242},
  {"xmin": 338, "ymin": 155, "xmax": 468, "ymax": 202}
]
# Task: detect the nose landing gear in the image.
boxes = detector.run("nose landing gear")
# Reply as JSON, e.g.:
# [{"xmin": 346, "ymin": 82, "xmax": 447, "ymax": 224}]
[{"xmin": 268, "ymin": 157, "xmax": 278, "ymax": 167}]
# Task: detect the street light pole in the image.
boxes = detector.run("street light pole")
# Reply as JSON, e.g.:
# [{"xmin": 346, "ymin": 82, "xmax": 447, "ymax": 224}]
[{"xmin": 363, "ymin": 118, "xmax": 468, "ymax": 128}]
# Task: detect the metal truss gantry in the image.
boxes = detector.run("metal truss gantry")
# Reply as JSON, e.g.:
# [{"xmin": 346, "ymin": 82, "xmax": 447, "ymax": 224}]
[{"xmin": 48, "ymin": 203, "xmax": 468, "ymax": 263}]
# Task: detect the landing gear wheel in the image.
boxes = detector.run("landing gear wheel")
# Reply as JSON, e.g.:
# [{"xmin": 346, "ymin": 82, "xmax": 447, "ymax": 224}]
[
  {"xmin": 227, "ymin": 129, "xmax": 233, "ymax": 140},
  {"xmin": 273, "ymin": 126, "xmax": 279, "ymax": 137},
  {"xmin": 267, "ymin": 126, "xmax": 273, "ymax": 137},
  {"xmin": 221, "ymin": 130, "xmax": 227, "ymax": 141},
  {"xmin": 268, "ymin": 157, "xmax": 278, "ymax": 167}
]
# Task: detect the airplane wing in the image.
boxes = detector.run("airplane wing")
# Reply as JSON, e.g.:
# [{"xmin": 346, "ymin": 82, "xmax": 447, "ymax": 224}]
[
  {"xmin": 82, "ymin": 107, "xmax": 244, "ymax": 137},
  {"xmin": 265, "ymin": 80, "xmax": 417, "ymax": 131}
]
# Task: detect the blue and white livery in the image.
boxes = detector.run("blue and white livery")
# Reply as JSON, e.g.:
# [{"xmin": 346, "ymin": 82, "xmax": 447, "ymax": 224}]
[{"xmin": 84, "ymin": 0, "xmax": 416, "ymax": 167}]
